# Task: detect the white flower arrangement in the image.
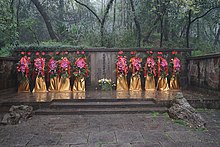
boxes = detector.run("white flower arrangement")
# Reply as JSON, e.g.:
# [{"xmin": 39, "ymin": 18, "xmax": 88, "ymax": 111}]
[{"xmin": 98, "ymin": 78, "xmax": 115, "ymax": 90}]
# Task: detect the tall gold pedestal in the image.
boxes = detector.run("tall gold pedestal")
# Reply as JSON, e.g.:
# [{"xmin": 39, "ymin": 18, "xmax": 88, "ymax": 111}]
[
  {"xmin": 116, "ymin": 75, "xmax": 128, "ymax": 91},
  {"xmin": 48, "ymin": 76, "xmax": 60, "ymax": 92},
  {"xmin": 170, "ymin": 76, "xmax": 180, "ymax": 90},
  {"xmin": 73, "ymin": 77, "xmax": 85, "ymax": 92},
  {"xmin": 33, "ymin": 77, "xmax": 47, "ymax": 92},
  {"xmin": 145, "ymin": 75, "xmax": 155, "ymax": 90},
  {"xmin": 59, "ymin": 77, "xmax": 71, "ymax": 92},
  {"xmin": 18, "ymin": 78, "xmax": 30, "ymax": 92},
  {"xmin": 157, "ymin": 76, "xmax": 169, "ymax": 91},
  {"xmin": 129, "ymin": 75, "xmax": 142, "ymax": 91}
]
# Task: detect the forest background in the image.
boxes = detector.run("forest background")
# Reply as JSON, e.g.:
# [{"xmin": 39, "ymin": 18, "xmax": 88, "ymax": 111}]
[{"xmin": 0, "ymin": 0, "xmax": 220, "ymax": 56}]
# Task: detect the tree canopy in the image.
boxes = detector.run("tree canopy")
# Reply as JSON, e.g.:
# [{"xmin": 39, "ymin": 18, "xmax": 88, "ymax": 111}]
[{"xmin": 0, "ymin": 0, "xmax": 220, "ymax": 56}]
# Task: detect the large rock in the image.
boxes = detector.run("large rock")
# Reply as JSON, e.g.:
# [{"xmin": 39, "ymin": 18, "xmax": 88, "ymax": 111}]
[
  {"xmin": 168, "ymin": 92, "xmax": 206, "ymax": 128},
  {"xmin": 1, "ymin": 105, "xmax": 33, "ymax": 125}
]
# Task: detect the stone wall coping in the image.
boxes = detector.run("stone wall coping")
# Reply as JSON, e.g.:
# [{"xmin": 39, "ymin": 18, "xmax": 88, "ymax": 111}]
[
  {"xmin": 0, "ymin": 57, "xmax": 18, "ymax": 61},
  {"xmin": 187, "ymin": 53, "xmax": 220, "ymax": 60},
  {"xmin": 14, "ymin": 47, "xmax": 194, "ymax": 53}
]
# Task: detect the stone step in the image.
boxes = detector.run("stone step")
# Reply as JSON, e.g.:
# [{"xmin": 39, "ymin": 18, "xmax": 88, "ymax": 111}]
[
  {"xmin": 50, "ymin": 101, "xmax": 159, "ymax": 109},
  {"xmin": 35, "ymin": 107, "xmax": 167, "ymax": 115},
  {"xmin": 51, "ymin": 98, "xmax": 155, "ymax": 103}
]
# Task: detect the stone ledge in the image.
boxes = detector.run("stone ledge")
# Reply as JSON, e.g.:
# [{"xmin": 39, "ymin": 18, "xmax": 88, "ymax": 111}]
[
  {"xmin": 187, "ymin": 53, "xmax": 220, "ymax": 60},
  {"xmin": 14, "ymin": 47, "xmax": 194, "ymax": 52},
  {"xmin": 0, "ymin": 57, "xmax": 18, "ymax": 61}
]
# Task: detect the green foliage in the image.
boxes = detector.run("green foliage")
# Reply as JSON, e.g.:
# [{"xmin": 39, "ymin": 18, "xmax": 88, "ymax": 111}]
[
  {"xmin": 0, "ymin": 45, "xmax": 14, "ymax": 57},
  {"xmin": 0, "ymin": 0, "xmax": 220, "ymax": 57},
  {"xmin": 14, "ymin": 41, "xmax": 88, "ymax": 52},
  {"xmin": 191, "ymin": 40, "xmax": 220, "ymax": 56},
  {"xmin": 115, "ymin": 31, "xmax": 137, "ymax": 48},
  {"xmin": 173, "ymin": 119, "xmax": 189, "ymax": 127},
  {"xmin": 151, "ymin": 112, "xmax": 160, "ymax": 117},
  {"xmin": 0, "ymin": 0, "xmax": 17, "ymax": 48}
]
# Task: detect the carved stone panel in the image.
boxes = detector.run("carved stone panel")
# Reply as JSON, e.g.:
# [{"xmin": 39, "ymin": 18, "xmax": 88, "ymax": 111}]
[{"xmin": 90, "ymin": 52, "xmax": 116, "ymax": 87}]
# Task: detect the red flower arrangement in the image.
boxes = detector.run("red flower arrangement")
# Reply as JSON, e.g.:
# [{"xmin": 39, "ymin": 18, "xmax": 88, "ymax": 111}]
[
  {"xmin": 129, "ymin": 52, "xmax": 142, "ymax": 76},
  {"xmin": 73, "ymin": 51, "xmax": 90, "ymax": 78},
  {"xmin": 48, "ymin": 57, "xmax": 58, "ymax": 78},
  {"xmin": 59, "ymin": 57, "xmax": 71, "ymax": 78},
  {"xmin": 144, "ymin": 52, "xmax": 156, "ymax": 77},
  {"xmin": 157, "ymin": 54, "xmax": 168, "ymax": 77},
  {"xmin": 17, "ymin": 55, "xmax": 30, "ymax": 78},
  {"xmin": 34, "ymin": 56, "xmax": 46, "ymax": 77},
  {"xmin": 116, "ymin": 51, "xmax": 128, "ymax": 76},
  {"xmin": 171, "ymin": 57, "xmax": 181, "ymax": 76}
]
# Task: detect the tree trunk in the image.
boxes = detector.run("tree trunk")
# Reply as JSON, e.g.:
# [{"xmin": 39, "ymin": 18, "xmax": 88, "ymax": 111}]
[
  {"xmin": 143, "ymin": 15, "xmax": 160, "ymax": 44},
  {"xmin": 186, "ymin": 10, "xmax": 191, "ymax": 48},
  {"xmin": 75, "ymin": 0, "xmax": 114, "ymax": 47},
  {"xmin": 214, "ymin": 25, "xmax": 220, "ymax": 45},
  {"xmin": 112, "ymin": 0, "xmax": 116, "ymax": 46},
  {"xmin": 101, "ymin": 23, "xmax": 105, "ymax": 46},
  {"xmin": 59, "ymin": 0, "xmax": 64, "ymax": 21},
  {"xmin": 197, "ymin": 19, "xmax": 200, "ymax": 40},
  {"xmin": 164, "ymin": 12, "xmax": 169, "ymax": 41},
  {"xmin": 100, "ymin": 0, "xmax": 114, "ymax": 46},
  {"xmin": 186, "ymin": 7, "xmax": 220, "ymax": 48},
  {"xmin": 16, "ymin": 0, "xmax": 21, "ymax": 34},
  {"xmin": 129, "ymin": 0, "xmax": 141, "ymax": 47},
  {"xmin": 31, "ymin": 0, "xmax": 59, "ymax": 41},
  {"xmin": 160, "ymin": 17, "xmax": 164, "ymax": 47}
]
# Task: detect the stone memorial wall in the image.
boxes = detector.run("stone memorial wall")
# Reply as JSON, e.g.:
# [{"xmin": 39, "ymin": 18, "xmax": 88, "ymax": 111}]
[
  {"xmin": 90, "ymin": 52, "xmax": 116, "ymax": 86},
  {"xmin": 0, "ymin": 57, "xmax": 18, "ymax": 90},
  {"xmin": 12, "ymin": 47, "xmax": 193, "ymax": 90},
  {"xmin": 187, "ymin": 53, "xmax": 220, "ymax": 91}
]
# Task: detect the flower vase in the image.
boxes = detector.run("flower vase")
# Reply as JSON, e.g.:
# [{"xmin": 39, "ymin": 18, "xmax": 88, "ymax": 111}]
[
  {"xmin": 48, "ymin": 76, "xmax": 60, "ymax": 92},
  {"xmin": 157, "ymin": 76, "xmax": 169, "ymax": 91},
  {"xmin": 33, "ymin": 76, "xmax": 47, "ymax": 92},
  {"xmin": 59, "ymin": 77, "xmax": 71, "ymax": 92},
  {"xmin": 170, "ymin": 75, "xmax": 180, "ymax": 90},
  {"xmin": 116, "ymin": 74, "xmax": 128, "ymax": 91},
  {"xmin": 73, "ymin": 77, "xmax": 85, "ymax": 92},
  {"xmin": 145, "ymin": 75, "xmax": 155, "ymax": 90},
  {"xmin": 18, "ymin": 78, "xmax": 30, "ymax": 92},
  {"xmin": 129, "ymin": 75, "xmax": 142, "ymax": 91}
]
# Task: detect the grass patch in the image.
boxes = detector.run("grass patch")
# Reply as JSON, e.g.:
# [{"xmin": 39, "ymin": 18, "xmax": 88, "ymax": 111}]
[
  {"xmin": 151, "ymin": 112, "xmax": 160, "ymax": 117},
  {"xmin": 163, "ymin": 112, "xmax": 169, "ymax": 117},
  {"xmin": 173, "ymin": 119, "xmax": 189, "ymax": 127},
  {"xmin": 196, "ymin": 108, "xmax": 209, "ymax": 112},
  {"xmin": 194, "ymin": 127, "xmax": 208, "ymax": 132}
]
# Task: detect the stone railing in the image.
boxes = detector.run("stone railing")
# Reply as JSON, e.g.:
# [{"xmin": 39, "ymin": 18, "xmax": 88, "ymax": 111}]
[
  {"xmin": 0, "ymin": 57, "xmax": 18, "ymax": 90},
  {"xmin": 187, "ymin": 53, "xmax": 220, "ymax": 91}
]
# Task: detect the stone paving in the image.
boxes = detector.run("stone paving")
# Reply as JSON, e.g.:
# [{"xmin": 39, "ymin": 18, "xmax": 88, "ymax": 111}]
[{"xmin": 0, "ymin": 110, "xmax": 219, "ymax": 147}]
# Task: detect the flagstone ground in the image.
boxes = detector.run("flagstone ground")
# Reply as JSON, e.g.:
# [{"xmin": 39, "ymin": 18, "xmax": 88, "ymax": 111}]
[
  {"xmin": 0, "ymin": 88, "xmax": 219, "ymax": 146},
  {"xmin": 0, "ymin": 110, "xmax": 219, "ymax": 147}
]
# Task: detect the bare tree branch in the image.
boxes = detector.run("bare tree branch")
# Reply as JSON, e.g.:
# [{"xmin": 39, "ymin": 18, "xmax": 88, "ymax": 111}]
[
  {"xmin": 31, "ymin": 0, "xmax": 59, "ymax": 41},
  {"xmin": 191, "ymin": 6, "xmax": 220, "ymax": 24},
  {"xmin": 74, "ymin": 0, "xmax": 102, "ymax": 23},
  {"xmin": 101, "ymin": 0, "xmax": 114, "ymax": 24}
]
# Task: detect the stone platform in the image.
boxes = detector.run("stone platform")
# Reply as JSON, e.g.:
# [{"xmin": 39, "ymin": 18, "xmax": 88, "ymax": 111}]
[{"xmin": 0, "ymin": 88, "xmax": 219, "ymax": 115}]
